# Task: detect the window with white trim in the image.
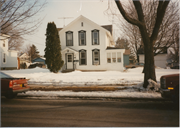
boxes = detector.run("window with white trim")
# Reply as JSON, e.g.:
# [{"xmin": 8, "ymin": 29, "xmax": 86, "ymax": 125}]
[
  {"xmin": 92, "ymin": 30, "xmax": 99, "ymax": 45},
  {"xmin": 92, "ymin": 49, "xmax": 100, "ymax": 65},
  {"xmin": 79, "ymin": 30, "xmax": 86, "ymax": 45},
  {"xmin": 112, "ymin": 52, "xmax": 116, "ymax": 63},
  {"xmin": 66, "ymin": 31, "xmax": 73, "ymax": 46},
  {"xmin": 79, "ymin": 50, "xmax": 86, "ymax": 65},
  {"xmin": 117, "ymin": 52, "xmax": 121, "ymax": 62},
  {"xmin": 107, "ymin": 53, "xmax": 111, "ymax": 63},
  {"xmin": 3, "ymin": 53, "xmax": 6, "ymax": 63},
  {"xmin": 3, "ymin": 41, "xmax": 5, "ymax": 47},
  {"xmin": 107, "ymin": 52, "xmax": 121, "ymax": 63}
]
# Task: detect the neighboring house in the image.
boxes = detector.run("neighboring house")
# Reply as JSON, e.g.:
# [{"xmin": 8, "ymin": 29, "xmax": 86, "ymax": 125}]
[
  {"xmin": 32, "ymin": 57, "xmax": 46, "ymax": 65},
  {"xmin": 58, "ymin": 15, "xmax": 125, "ymax": 71},
  {"xmin": 30, "ymin": 57, "xmax": 46, "ymax": 68},
  {"xmin": 138, "ymin": 47, "xmax": 168, "ymax": 68},
  {"xmin": 0, "ymin": 34, "xmax": 18, "ymax": 70},
  {"xmin": 19, "ymin": 53, "xmax": 30, "ymax": 64}
]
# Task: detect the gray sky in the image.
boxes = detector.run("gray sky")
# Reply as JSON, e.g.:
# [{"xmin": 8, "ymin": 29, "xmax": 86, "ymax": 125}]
[{"xmin": 24, "ymin": 0, "xmax": 116, "ymax": 55}]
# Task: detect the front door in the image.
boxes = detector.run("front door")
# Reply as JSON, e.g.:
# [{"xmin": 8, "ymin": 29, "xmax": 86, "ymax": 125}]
[{"xmin": 66, "ymin": 53, "xmax": 73, "ymax": 69}]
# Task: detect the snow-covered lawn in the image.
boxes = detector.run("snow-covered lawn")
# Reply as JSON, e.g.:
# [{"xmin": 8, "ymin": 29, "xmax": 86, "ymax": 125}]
[
  {"xmin": 2, "ymin": 67, "xmax": 179, "ymax": 99},
  {"xmin": 2, "ymin": 67, "xmax": 179, "ymax": 86}
]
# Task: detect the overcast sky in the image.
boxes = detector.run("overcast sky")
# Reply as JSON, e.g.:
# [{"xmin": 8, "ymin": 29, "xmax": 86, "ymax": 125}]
[{"xmin": 23, "ymin": 0, "xmax": 116, "ymax": 55}]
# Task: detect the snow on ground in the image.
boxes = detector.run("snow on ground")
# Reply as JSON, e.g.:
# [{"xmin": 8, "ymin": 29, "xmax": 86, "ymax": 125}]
[
  {"xmin": 2, "ymin": 67, "xmax": 179, "ymax": 99},
  {"xmin": 2, "ymin": 67, "xmax": 179, "ymax": 86},
  {"xmin": 18, "ymin": 90, "xmax": 162, "ymax": 99}
]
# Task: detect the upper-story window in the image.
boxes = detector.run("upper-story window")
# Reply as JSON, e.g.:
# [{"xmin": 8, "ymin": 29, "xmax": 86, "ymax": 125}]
[
  {"xmin": 92, "ymin": 49, "xmax": 100, "ymax": 65},
  {"xmin": 3, "ymin": 41, "xmax": 5, "ymax": 47},
  {"xmin": 81, "ymin": 22, "xmax": 83, "ymax": 27},
  {"xmin": 92, "ymin": 29, "xmax": 99, "ymax": 45},
  {"xmin": 79, "ymin": 30, "xmax": 86, "ymax": 46},
  {"xmin": 66, "ymin": 31, "xmax": 73, "ymax": 46},
  {"xmin": 79, "ymin": 49, "xmax": 87, "ymax": 65}
]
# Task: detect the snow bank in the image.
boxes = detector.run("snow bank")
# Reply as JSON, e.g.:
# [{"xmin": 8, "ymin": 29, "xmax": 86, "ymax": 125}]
[{"xmin": 19, "ymin": 90, "xmax": 162, "ymax": 99}]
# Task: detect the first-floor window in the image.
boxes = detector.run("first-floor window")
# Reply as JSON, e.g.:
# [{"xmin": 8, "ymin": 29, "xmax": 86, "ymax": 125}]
[
  {"xmin": 112, "ymin": 52, "xmax": 116, "ymax": 63},
  {"xmin": 79, "ymin": 50, "xmax": 86, "ymax": 65},
  {"xmin": 92, "ymin": 49, "xmax": 100, "ymax": 65},
  {"xmin": 107, "ymin": 53, "xmax": 111, "ymax": 63},
  {"xmin": 3, "ymin": 53, "xmax": 6, "ymax": 63},
  {"xmin": 117, "ymin": 52, "xmax": 121, "ymax": 62},
  {"xmin": 107, "ymin": 52, "xmax": 121, "ymax": 63}
]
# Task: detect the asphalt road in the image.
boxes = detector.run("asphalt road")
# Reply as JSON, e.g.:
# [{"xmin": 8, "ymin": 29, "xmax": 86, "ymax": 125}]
[{"xmin": 1, "ymin": 97, "xmax": 179, "ymax": 127}]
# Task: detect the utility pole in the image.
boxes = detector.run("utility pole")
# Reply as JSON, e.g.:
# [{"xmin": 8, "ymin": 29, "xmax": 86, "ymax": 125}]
[{"xmin": 58, "ymin": 17, "xmax": 73, "ymax": 27}]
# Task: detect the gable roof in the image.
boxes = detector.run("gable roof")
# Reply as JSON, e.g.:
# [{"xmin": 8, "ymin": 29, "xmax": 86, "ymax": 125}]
[
  {"xmin": 32, "ymin": 57, "xmax": 45, "ymax": 61},
  {"xmin": 61, "ymin": 47, "xmax": 78, "ymax": 53},
  {"xmin": 106, "ymin": 46, "xmax": 123, "ymax": 50},
  {"xmin": 57, "ymin": 28, "xmax": 63, "ymax": 31},
  {"xmin": 19, "ymin": 52, "xmax": 29, "ymax": 57},
  {"xmin": 58, "ymin": 15, "xmax": 112, "ymax": 34},
  {"xmin": 101, "ymin": 25, "xmax": 112, "ymax": 34},
  {"xmin": 0, "ymin": 33, "xmax": 10, "ymax": 38}
]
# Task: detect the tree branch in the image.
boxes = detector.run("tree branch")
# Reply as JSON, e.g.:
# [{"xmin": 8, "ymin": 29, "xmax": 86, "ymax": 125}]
[
  {"xmin": 115, "ymin": 0, "xmax": 142, "ymax": 27},
  {"xmin": 150, "ymin": 0, "xmax": 170, "ymax": 42}
]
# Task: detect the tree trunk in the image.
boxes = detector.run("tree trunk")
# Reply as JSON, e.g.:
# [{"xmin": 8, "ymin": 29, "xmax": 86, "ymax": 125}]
[
  {"xmin": 138, "ymin": 26, "xmax": 156, "ymax": 88},
  {"xmin": 143, "ymin": 41, "xmax": 156, "ymax": 88}
]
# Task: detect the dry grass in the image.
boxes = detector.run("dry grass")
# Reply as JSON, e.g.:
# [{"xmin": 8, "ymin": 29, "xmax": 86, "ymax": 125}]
[{"xmin": 30, "ymin": 86, "xmax": 126, "ymax": 92}]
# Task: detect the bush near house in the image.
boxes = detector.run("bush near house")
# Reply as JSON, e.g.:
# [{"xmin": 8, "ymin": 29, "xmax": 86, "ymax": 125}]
[{"xmin": 20, "ymin": 63, "xmax": 27, "ymax": 69}]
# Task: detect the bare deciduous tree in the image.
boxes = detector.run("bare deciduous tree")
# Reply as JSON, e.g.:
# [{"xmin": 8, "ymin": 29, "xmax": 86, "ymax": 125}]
[
  {"xmin": 105, "ymin": 0, "xmax": 179, "ymax": 64},
  {"xmin": 0, "ymin": 0, "xmax": 46, "ymax": 39},
  {"xmin": 8, "ymin": 35, "xmax": 24, "ymax": 50},
  {"xmin": 106, "ymin": 0, "xmax": 171, "ymax": 87}
]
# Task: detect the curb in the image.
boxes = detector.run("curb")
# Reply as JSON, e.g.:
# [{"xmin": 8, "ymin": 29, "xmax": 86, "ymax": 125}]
[{"xmin": 17, "ymin": 94, "xmax": 169, "ymax": 101}]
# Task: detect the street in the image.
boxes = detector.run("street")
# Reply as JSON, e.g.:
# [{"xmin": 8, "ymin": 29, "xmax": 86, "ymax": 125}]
[{"xmin": 1, "ymin": 97, "xmax": 179, "ymax": 127}]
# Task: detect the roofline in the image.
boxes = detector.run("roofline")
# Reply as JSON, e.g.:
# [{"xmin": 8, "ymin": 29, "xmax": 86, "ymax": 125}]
[
  {"xmin": 0, "ymin": 33, "xmax": 10, "ymax": 38},
  {"xmin": 62, "ymin": 47, "xmax": 78, "ymax": 52},
  {"xmin": 59, "ymin": 15, "xmax": 112, "ymax": 34}
]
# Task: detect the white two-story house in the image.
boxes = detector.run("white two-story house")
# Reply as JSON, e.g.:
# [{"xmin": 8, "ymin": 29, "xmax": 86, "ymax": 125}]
[
  {"xmin": 59, "ymin": 15, "xmax": 125, "ymax": 71},
  {"xmin": 0, "ymin": 34, "xmax": 18, "ymax": 70}
]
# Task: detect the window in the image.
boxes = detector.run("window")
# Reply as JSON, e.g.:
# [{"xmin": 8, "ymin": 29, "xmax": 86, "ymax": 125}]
[
  {"xmin": 92, "ymin": 49, "xmax": 100, "ymax": 65},
  {"xmin": 81, "ymin": 22, "xmax": 83, "ymax": 27},
  {"xmin": 3, "ymin": 41, "xmax": 5, "ymax": 47},
  {"xmin": 66, "ymin": 31, "xmax": 73, "ymax": 46},
  {"xmin": 92, "ymin": 30, "xmax": 99, "ymax": 45},
  {"xmin": 79, "ymin": 50, "xmax": 86, "ymax": 65},
  {"xmin": 79, "ymin": 30, "xmax": 86, "ymax": 45},
  {"xmin": 107, "ymin": 53, "xmax": 111, "ymax": 63},
  {"xmin": 107, "ymin": 52, "xmax": 121, "ymax": 63},
  {"xmin": 68, "ymin": 55, "xmax": 72, "ymax": 62},
  {"xmin": 3, "ymin": 53, "xmax": 6, "ymax": 63},
  {"xmin": 112, "ymin": 52, "xmax": 116, "ymax": 63},
  {"xmin": 117, "ymin": 52, "xmax": 121, "ymax": 62}
]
